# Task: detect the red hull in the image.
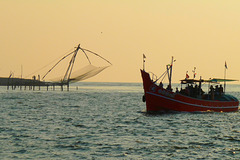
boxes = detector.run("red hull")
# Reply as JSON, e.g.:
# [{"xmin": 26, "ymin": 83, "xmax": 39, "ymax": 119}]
[{"xmin": 141, "ymin": 70, "xmax": 239, "ymax": 112}]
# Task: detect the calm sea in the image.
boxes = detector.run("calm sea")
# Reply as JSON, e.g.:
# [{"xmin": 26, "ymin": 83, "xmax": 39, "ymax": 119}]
[{"xmin": 0, "ymin": 82, "xmax": 239, "ymax": 159}]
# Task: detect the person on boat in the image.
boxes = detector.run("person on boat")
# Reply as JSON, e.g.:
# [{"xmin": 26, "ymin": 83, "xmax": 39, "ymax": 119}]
[
  {"xmin": 215, "ymin": 85, "xmax": 220, "ymax": 96},
  {"xmin": 210, "ymin": 85, "xmax": 214, "ymax": 100},
  {"xmin": 188, "ymin": 84, "xmax": 194, "ymax": 97},
  {"xmin": 199, "ymin": 87, "xmax": 204, "ymax": 96},
  {"xmin": 219, "ymin": 85, "xmax": 223, "ymax": 96},
  {"xmin": 166, "ymin": 84, "xmax": 172, "ymax": 91},
  {"xmin": 176, "ymin": 87, "xmax": 179, "ymax": 93},
  {"xmin": 193, "ymin": 84, "xmax": 198, "ymax": 98},
  {"xmin": 184, "ymin": 85, "xmax": 191, "ymax": 96},
  {"xmin": 159, "ymin": 82, "xmax": 163, "ymax": 88}
]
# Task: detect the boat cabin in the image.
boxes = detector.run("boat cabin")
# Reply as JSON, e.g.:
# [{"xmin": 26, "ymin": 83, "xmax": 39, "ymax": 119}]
[{"xmin": 179, "ymin": 78, "xmax": 237, "ymax": 101}]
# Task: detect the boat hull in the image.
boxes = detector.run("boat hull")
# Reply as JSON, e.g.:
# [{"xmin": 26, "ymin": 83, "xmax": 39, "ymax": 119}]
[{"xmin": 141, "ymin": 70, "xmax": 239, "ymax": 112}]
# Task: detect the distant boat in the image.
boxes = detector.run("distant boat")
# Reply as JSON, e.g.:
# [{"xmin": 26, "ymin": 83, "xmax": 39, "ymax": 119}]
[{"xmin": 141, "ymin": 56, "xmax": 239, "ymax": 113}]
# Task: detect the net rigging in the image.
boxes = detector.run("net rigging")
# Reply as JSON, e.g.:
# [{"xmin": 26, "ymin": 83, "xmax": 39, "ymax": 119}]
[{"xmin": 42, "ymin": 44, "xmax": 112, "ymax": 83}]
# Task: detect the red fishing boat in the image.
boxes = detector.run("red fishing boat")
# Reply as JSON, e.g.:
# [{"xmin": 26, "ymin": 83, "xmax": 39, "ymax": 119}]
[{"xmin": 141, "ymin": 56, "xmax": 239, "ymax": 113}]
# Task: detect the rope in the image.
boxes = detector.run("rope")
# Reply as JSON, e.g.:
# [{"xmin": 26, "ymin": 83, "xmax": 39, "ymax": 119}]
[
  {"xmin": 82, "ymin": 48, "xmax": 112, "ymax": 65},
  {"xmin": 25, "ymin": 48, "xmax": 75, "ymax": 78},
  {"xmin": 26, "ymin": 44, "xmax": 112, "ymax": 82}
]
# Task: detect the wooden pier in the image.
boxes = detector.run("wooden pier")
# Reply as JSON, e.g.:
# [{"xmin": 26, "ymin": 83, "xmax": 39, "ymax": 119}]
[
  {"xmin": 0, "ymin": 77, "xmax": 70, "ymax": 91},
  {"xmin": 0, "ymin": 44, "xmax": 112, "ymax": 91}
]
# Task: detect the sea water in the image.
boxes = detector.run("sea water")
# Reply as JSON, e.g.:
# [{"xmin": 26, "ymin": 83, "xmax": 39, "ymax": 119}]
[{"xmin": 0, "ymin": 82, "xmax": 239, "ymax": 159}]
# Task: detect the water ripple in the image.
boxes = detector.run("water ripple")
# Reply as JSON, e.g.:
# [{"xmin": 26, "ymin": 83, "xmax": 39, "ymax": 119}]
[{"xmin": 0, "ymin": 84, "xmax": 240, "ymax": 159}]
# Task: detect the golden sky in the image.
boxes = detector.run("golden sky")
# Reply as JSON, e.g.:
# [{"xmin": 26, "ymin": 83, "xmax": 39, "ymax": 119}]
[{"xmin": 1, "ymin": 0, "xmax": 240, "ymax": 83}]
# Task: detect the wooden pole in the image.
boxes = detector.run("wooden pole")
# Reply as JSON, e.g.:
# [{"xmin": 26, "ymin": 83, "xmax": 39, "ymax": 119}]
[
  {"xmin": 143, "ymin": 54, "xmax": 146, "ymax": 71},
  {"xmin": 224, "ymin": 66, "xmax": 226, "ymax": 93},
  {"xmin": 169, "ymin": 56, "xmax": 174, "ymax": 87},
  {"xmin": 61, "ymin": 84, "xmax": 63, "ymax": 91},
  {"xmin": 67, "ymin": 82, "xmax": 69, "ymax": 91}
]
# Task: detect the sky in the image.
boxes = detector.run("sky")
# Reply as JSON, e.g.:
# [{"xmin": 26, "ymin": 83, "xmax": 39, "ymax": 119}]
[{"xmin": 1, "ymin": 0, "xmax": 240, "ymax": 83}]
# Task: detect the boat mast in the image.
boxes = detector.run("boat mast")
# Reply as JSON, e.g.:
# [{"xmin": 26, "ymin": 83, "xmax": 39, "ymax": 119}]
[
  {"xmin": 167, "ymin": 56, "xmax": 174, "ymax": 88},
  {"xmin": 224, "ymin": 61, "xmax": 227, "ymax": 93}
]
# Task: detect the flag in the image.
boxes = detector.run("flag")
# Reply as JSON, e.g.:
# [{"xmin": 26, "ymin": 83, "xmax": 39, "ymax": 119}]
[
  {"xmin": 186, "ymin": 71, "xmax": 189, "ymax": 79},
  {"xmin": 193, "ymin": 67, "xmax": 196, "ymax": 78},
  {"xmin": 143, "ymin": 54, "xmax": 146, "ymax": 59},
  {"xmin": 194, "ymin": 73, "xmax": 196, "ymax": 78},
  {"xmin": 225, "ymin": 61, "xmax": 228, "ymax": 69}
]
